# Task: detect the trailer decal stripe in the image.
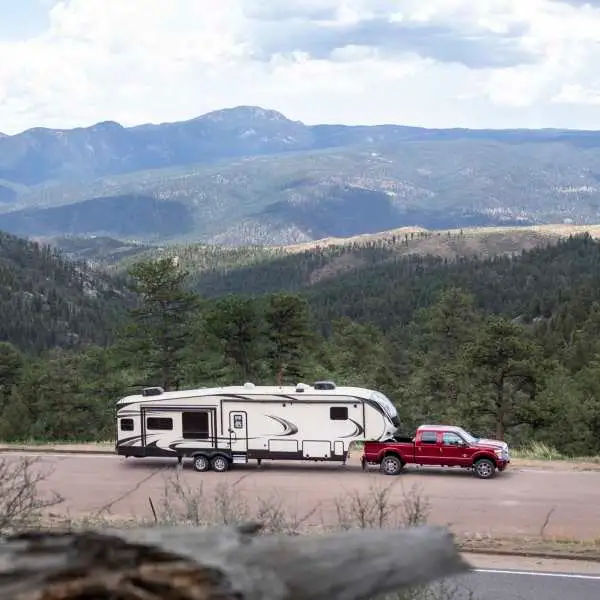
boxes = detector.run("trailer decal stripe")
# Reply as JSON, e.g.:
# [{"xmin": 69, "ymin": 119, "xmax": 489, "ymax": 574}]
[
  {"xmin": 266, "ymin": 415, "xmax": 299, "ymax": 436},
  {"xmin": 339, "ymin": 419, "xmax": 365, "ymax": 438}
]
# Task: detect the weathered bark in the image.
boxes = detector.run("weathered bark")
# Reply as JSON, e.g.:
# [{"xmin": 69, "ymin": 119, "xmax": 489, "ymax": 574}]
[{"xmin": 0, "ymin": 522, "xmax": 470, "ymax": 600}]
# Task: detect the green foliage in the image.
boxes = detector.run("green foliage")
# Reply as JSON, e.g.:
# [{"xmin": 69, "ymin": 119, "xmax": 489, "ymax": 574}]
[
  {"xmin": 204, "ymin": 295, "xmax": 267, "ymax": 381},
  {"xmin": 463, "ymin": 316, "xmax": 540, "ymax": 440},
  {"xmin": 0, "ymin": 231, "xmax": 131, "ymax": 353},
  {"xmin": 0, "ymin": 342, "xmax": 24, "ymax": 391},
  {"xmin": 265, "ymin": 294, "xmax": 318, "ymax": 383},
  {"xmin": 4, "ymin": 231, "xmax": 600, "ymax": 458},
  {"xmin": 119, "ymin": 258, "xmax": 199, "ymax": 390}
]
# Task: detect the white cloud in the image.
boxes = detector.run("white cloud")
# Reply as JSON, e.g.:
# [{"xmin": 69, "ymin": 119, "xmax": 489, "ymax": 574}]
[{"xmin": 1, "ymin": 0, "xmax": 600, "ymax": 133}]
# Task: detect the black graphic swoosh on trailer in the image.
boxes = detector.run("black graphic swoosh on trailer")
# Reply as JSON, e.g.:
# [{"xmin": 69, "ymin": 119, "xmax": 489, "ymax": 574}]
[
  {"xmin": 116, "ymin": 435, "xmax": 142, "ymax": 446},
  {"xmin": 267, "ymin": 415, "xmax": 299, "ymax": 436},
  {"xmin": 339, "ymin": 419, "xmax": 365, "ymax": 438}
]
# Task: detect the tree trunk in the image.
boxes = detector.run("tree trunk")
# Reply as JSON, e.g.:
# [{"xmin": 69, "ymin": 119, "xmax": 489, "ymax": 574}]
[{"xmin": 0, "ymin": 523, "xmax": 470, "ymax": 600}]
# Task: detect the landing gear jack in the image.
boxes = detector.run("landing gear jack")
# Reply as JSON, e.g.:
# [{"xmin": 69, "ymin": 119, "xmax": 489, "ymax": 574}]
[
  {"xmin": 257, "ymin": 459, "xmax": 262, "ymax": 467},
  {"xmin": 177, "ymin": 456, "xmax": 183, "ymax": 466}
]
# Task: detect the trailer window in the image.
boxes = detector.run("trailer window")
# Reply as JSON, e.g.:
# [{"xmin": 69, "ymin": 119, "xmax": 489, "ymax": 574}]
[
  {"xmin": 330, "ymin": 406, "xmax": 348, "ymax": 420},
  {"xmin": 120, "ymin": 418, "xmax": 134, "ymax": 431},
  {"xmin": 420, "ymin": 431, "xmax": 438, "ymax": 444},
  {"xmin": 147, "ymin": 417, "xmax": 173, "ymax": 430},
  {"xmin": 182, "ymin": 411, "xmax": 209, "ymax": 440}
]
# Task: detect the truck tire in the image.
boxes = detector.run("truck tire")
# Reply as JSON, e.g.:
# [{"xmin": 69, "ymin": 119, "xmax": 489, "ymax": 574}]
[
  {"xmin": 211, "ymin": 455, "xmax": 231, "ymax": 473},
  {"xmin": 192, "ymin": 454, "xmax": 210, "ymax": 472},
  {"xmin": 380, "ymin": 455, "xmax": 404, "ymax": 476},
  {"xmin": 473, "ymin": 458, "xmax": 496, "ymax": 479}
]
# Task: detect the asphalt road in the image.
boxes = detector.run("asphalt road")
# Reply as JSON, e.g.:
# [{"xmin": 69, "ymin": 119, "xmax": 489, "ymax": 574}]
[
  {"xmin": 3, "ymin": 450, "xmax": 600, "ymax": 598},
  {"xmin": 17, "ymin": 452, "xmax": 600, "ymax": 540},
  {"xmin": 448, "ymin": 568, "xmax": 600, "ymax": 600}
]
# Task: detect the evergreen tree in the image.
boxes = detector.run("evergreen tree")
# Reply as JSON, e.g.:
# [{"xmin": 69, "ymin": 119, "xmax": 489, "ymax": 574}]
[
  {"xmin": 464, "ymin": 316, "xmax": 540, "ymax": 440},
  {"xmin": 204, "ymin": 295, "xmax": 267, "ymax": 381},
  {"xmin": 265, "ymin": 294, "xmax": 317, "ymax": 383},
  {"xmin": 121, "ymin": 257, "xmax": 199, "ymax": 390}
]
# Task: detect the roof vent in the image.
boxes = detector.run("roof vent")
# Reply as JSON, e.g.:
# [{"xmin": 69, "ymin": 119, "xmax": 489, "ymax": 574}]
[
  {"xmin": 141, "ymin": 386, "xmax": 164, "ymax": 397},
  {"xmin": 243, "ymin": 382, "xmax": 256, "ymax": 389},
  {"xmin": 314, "ymin": 381, "xmax": 336, "ymax": 390},
  {"xmin": 295, "ymin": 382, "xmax": 310, "ymax": 393}
]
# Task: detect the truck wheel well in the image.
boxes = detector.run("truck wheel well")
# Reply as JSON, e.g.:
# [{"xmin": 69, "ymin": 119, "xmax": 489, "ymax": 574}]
[
  {"xmin": 473, "ymin": 453, "xmax": 497, "ymax": 466},
  {"xmin": 382, "ymin": 450, "xmax": 404, "ymax": 463}
]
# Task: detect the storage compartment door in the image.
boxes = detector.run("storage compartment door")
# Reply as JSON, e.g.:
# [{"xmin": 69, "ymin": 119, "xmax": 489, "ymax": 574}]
[{"xmin": 302, "ymin": 440, "xmax": 332, "ymax": 459}]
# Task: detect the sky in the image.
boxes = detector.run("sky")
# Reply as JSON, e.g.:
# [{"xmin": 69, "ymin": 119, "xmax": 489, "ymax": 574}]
[{"xmin": 2, "ymin": 0, "xmax": 600, "ymax": 134}]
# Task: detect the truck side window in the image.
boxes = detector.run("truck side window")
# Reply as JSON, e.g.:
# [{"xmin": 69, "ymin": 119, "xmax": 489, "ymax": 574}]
[
  {"xmin": 420, "ymin": 431, "xmax": 438, "ymax": 444},
  {"xmin": 442, "ymin": 433, "xmax": 463, "ymax": 445}
]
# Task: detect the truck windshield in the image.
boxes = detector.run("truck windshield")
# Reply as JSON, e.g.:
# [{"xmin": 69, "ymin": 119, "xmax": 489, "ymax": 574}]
[
  {"xmin": 371, "ymin": 391, "xmax": 399, "ymax": 423},
  {"xmin": 455, "ymin": 427, "xmax": 478, "ymax": 444}
]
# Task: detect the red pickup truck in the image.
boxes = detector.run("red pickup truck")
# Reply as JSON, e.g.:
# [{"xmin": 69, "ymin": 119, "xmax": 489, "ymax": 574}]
[{"xmin": 361, "ymin": 424, "xmax": 510, "ymax": 479}]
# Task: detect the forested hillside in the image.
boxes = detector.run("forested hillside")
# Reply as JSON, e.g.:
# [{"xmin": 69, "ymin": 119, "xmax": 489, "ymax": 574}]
[
  {"xmin": 160, "ymin": 231, "xmax": 600, "ymax": 332},
  {"xmin": 1, "ymin": 231, "xmax": 600, "ymax": 457},
  {"xmin": 0, "ymin": 231, "xmax": 131, "ymax": 353}
]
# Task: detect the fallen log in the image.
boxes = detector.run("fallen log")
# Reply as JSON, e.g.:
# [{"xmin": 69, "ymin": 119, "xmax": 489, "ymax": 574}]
[{"xmin": 0, "ymin": 522, "xmax": 470, "ymax": 600}]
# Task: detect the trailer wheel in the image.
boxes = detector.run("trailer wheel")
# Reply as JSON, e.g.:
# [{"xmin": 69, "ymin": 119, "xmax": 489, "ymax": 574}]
[
  {"xmin": 473, "ymin": 458, "xmax": 496, "ymax": 479},
  {"xmin": 380, "ymin": 455, "xmax": 403, "ymax": 476},
  {"xmin": 192, "ymin": 455, "xmax": 210, "ymax": 472},
  {"xmin": 211, "ymin": 455, "xmax": 231, "ymax": 473}
]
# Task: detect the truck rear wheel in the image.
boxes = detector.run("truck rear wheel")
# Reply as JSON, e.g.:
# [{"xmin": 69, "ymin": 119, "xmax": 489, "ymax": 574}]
[
  {"xmin": 473, "ymin": 458, "xmax": 496, "ymax": 479},
  {"xmin": 380, "ymin": 455, "xmax": 404, "ymax": 476}
]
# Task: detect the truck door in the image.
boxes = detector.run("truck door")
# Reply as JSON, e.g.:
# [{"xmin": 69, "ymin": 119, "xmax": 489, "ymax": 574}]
[
  {"xmin": 229, "ymin": 411, "xmax": 248, "ymax": 453},
  {"xmin": 415, "ymin": 430, "xmax": 440, "ymax": 465},
  {"xmin": 440, "ymin": 431, "xmax": 468, "ymax": 466}
]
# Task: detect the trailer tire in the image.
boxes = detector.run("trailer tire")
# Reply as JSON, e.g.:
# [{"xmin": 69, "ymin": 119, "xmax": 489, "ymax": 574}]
[
  {"xmin": 211, "ymin": 455, "xmax": 231, "ymax": 473},
  {"xmin": 192, "ymin": 454, "xmax": 210, "ymax": 472},
  {"xmin": 380, "ymin": 455, "xmax": 404, "ymax": 476},
  {"xmin": 473, "ymin": 458, "xmax": 496, "ymax": 479}
]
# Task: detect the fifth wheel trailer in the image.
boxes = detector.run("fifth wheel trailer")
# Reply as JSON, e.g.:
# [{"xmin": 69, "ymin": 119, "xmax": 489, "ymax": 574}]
[{"xmin": 115, "ymin": 381, "xmax": 400, "ymax": 472}]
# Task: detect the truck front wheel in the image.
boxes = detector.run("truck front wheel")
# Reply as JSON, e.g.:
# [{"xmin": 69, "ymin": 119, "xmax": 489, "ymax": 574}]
[
  {"xmin": 473, "ymin": 458, "xmax": 496, "ymax": 479},
  {"xmin": 380, "ymin": 455, "xmax": 404, "ymax": 476}
]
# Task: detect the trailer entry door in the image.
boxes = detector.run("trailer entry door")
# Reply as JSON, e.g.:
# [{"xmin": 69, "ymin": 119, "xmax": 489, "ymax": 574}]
[{"xmin": 229, "ymin": 411, "xmax": 248, "ymax": 452}]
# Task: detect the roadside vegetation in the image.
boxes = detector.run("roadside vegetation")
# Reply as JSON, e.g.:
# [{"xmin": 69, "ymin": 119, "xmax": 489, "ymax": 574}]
[
  {"xmin": 512, "ymin": 442, "xmax": 600, "ymax": 463},
  {"xmin": 1, "ymin": 233, "xmax": 600, "ymax": 459}
]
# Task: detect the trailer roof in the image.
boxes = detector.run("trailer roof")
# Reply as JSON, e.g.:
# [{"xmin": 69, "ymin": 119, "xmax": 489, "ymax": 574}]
[{"xmin": 116, "ymin": 383, "xmax": 380, "ymax": 405}]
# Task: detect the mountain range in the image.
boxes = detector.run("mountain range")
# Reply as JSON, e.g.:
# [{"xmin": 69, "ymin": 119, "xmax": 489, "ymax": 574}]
[{"xmin": 2, "ymin": 106, "xmax": 600, "ymax": 245}]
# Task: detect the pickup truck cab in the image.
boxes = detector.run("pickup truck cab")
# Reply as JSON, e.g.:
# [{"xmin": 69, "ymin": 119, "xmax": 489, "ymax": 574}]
[{"xmin": 361, "ymin": 424, "xmax": 510, "ymax": 479}]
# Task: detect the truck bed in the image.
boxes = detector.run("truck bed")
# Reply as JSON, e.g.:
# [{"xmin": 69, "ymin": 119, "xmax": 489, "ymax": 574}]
[{"xmin": 363, "ymin": 439, "xmax": 417, "ymax": 462}]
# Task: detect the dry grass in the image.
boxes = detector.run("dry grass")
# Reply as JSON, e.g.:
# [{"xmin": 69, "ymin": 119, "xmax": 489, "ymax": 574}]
[
  {"xmin": 460, "ymin": 534, "xmax": 600, "ymax": 560},
  {"xmin": 0, "ymin": 456, "xmax": 63, "ymax": 534},
  {"xmin": 282, "ymin": 226, "xmax": 429, "ymax": 252},
  {"xmin": 512, "ymin": 442, "xmax": 600, "ymax": 470},
  {"xmin": 278, "ymin": 223, "xmax": 600, "ymax": 257}
]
